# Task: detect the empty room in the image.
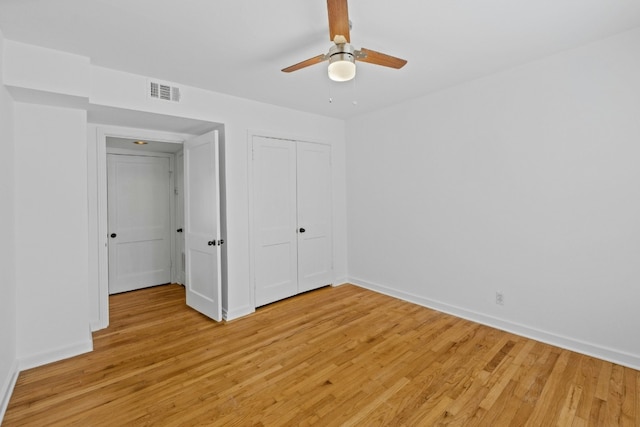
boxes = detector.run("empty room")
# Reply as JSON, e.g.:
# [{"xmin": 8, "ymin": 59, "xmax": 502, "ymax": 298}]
[{"xmin": 1, "ymin": 0, "xmax": 639, "ymax": 425}]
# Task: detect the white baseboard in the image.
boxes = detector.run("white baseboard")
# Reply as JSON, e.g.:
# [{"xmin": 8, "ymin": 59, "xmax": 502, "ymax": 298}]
[
  {"xmin": 349, "ymin": 277, "xmax": 640, "ymax": 371},
  {"xmin": 0, "ymin": 360, "xmax": 19, "ymax": 424},
  {"xmin": 223, "ymin": 305, "xmax": 255, "ymax": 322},
  {"xmin": 90, "ymin": 318, "xmax": 108, "ymax": 332},
  {"xmin": 18, "ymin": 339, "xmax": 94, "ymax": 371},
  {"xmin": 332, "ymin": 277, "xmax": 349, "ymax": 286}
]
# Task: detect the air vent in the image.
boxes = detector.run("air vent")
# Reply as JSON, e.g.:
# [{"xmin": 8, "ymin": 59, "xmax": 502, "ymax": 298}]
[{"xmin": 149, "ymin": 80, "xmax": 181, "ymax": 102}]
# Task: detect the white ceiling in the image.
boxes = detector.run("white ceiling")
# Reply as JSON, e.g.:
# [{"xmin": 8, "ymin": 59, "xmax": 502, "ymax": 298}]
[{"xmin": 1, "ymin": 0, "xmax": 639, "ymax": 119}]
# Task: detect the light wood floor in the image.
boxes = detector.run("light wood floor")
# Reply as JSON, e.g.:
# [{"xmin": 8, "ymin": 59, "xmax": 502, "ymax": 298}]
[{"xmin": 4, "ymin": 284, "xmax": 639, "ymax": 426}]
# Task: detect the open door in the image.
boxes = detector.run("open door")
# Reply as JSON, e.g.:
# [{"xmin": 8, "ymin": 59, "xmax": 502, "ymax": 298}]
[{"xmin": 184, "ymin": 130, "xmax": 222, "ymax": 321}]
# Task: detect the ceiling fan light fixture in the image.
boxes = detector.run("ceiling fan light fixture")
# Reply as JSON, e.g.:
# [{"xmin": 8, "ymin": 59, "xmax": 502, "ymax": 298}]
[
  {"xmin": 328, "ymin": 53, "xmax": 356, "ymax": 82},
  {"xmin": 327, "ymin": 43, "xmax": 356, "ymax": 82}
]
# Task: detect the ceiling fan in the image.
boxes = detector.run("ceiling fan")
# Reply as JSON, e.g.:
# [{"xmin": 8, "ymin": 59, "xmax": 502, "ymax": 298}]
[{"xmin": 282, "ymin": 0, "xmax": 407, "ymax": 82}]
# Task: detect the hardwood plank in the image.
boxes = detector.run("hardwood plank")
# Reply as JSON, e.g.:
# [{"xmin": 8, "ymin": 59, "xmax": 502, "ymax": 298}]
[
  {"xmin": 619, "ymin": 365, "xmax": 637, "ymax": 426},
  {"xmin": 557, "ymin": 384, "xmax": 583, "ymax": 426},
  {"xmin": 4, "ymin": 284, "xmax": 639, "ymax": 426},
  {"xmin": 478, "ymin": 339, "xmax": 536, "ymax": 412},
  {"xmin": 607, "ymin": 364, "xmax": 626, "ymax": 425},
  {"xmin": 575, "ymin": 356, "xmax": 603, "ymax": 420},
  {"xmin": 524, "ymin": 350, "xmax": 581, "ymax": 425},
  {"xmin": 595, "ymin": 361, "xmax": 614, "ymax": 400}
]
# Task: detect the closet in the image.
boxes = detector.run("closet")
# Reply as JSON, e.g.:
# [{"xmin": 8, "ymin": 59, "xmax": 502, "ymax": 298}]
[{"xmin": 251, "ymin": 135, "xmax": 333, "ymax": 307}]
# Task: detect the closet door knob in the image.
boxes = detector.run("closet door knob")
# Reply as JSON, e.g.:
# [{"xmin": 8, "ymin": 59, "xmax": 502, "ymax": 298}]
[
  {"xmin": 110, "ymin": 233, "xmax": 117, "ymax": 238},
  {"xmin": 299, "ymin": 228, "xmax": 306, "ymax": 233},
  {"xmin": 208, "ymin": 240, "xmax": 216, "ymax": 246}
]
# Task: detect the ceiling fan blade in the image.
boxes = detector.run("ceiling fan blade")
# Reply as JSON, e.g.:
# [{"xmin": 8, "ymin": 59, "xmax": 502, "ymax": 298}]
[
  {"xmin": 281, "ymin": 54, "xmax": 327, "ymax": 73},
  {"xmin": 327, "ymin": 0, "xmax": 350, "ymax": 43},
  {"xmin": 356, "ymin": 48, "xmax": 407, "ymax": 69}
]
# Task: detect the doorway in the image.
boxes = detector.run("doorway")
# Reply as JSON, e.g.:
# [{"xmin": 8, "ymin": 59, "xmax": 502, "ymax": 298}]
[
  {"xmin": 90, "ymin": 126, "xmax": 191, "ymax": 330},
  {"xmin": 89, "ymin": 124, "xmax": 226, "ymax": 331}
]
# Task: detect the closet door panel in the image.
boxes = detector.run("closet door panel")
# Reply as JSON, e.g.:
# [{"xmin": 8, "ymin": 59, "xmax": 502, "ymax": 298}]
[
  {"xmin": 297, "ymin": 142, "xmax": 333, "ymax": 292},
  {"xmin": 253, "ymin": 137, "xmax": 298, "ymax": 306}
]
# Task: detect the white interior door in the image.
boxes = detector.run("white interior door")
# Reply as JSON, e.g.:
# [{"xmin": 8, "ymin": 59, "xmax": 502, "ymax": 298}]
[
  {"xmin": 107, "ymin": 154, "xmax": 172, "ymax": 294},
  {"xmin": 184, "ymin": 130, "xmax": 222, "ymax": 321},
  {"xmin": 297, "ymin": 142, "xmax": 333, "ymax": 292},
  {"xmin": 253, "ymin": 136, "xmax": 298, "ymax": 306}
]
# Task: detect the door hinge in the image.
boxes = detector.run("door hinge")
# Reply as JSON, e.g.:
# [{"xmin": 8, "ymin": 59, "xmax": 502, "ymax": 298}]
[{"xmin": 174, "ymin": 187, "xmax": 179, "ymax": 195}]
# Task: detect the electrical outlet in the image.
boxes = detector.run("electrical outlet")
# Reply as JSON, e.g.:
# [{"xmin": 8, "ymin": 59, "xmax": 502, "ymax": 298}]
[{"xmin": 495, "ymin": 292, "xmax": 504, "ymax": 306}]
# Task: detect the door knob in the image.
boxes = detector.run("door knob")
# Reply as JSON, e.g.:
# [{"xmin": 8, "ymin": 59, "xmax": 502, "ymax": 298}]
[
  {"xmin": 299, "ymin": 228, "xmax": 306, "ymax": 233},
  {"xmin": 177, "ymin": 228, "xmax": 183, "ymax": 233},
  {"xmin": 208, "ymin": 240, "xmax": 216, "ymax": 246},
  {"xmin": 110, "ymin": 233, "xmax": 117, "ymax": 238}
]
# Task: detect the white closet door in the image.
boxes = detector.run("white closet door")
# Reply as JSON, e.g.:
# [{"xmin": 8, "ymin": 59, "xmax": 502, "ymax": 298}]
[
  {"xmin": 107, "ymin": 154, "xmax": 171, "ymax": 294},
  {"xmin": 297, "ymin": 142, "xmax": 333, "ymax": 292},
  {"xmin": 184, "ymin": 130, "xmax": 222, "ymax": 321},
  {"xmin": 253, "ymin": 136, "xmax": 298, "ymax": 306}
]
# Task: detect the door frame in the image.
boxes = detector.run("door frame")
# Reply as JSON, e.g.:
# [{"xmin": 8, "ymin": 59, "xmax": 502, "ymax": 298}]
[
  {"xmin": 106, "ymin": 149, "xmax": 177, "ymax": 293},
  {"xmin": 247, "ymin": 130, "xmax": 333, "ymax": 310},
  {"xmin": 93, "ymin": 125, "xmax": 193, "ymax": 330},
  {"xmin": 175, "ymin": 150, "xmax": 185, "ymax": 285}
]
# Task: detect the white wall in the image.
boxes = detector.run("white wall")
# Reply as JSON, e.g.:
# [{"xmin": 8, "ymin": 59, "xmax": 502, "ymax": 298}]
[
  {"xmin": 347, "ymin": 28, "xmax": 640, "ymax": 369},
  {"xmin": 0, "ymin": 28, "xmax": 18, "ymax": 419},
  {"xmin": 14, "ymin": 103, "xmax": 92, "ymax": 368},
  {"xmin": 3, "ymin": 40, "xmax": 89, "ymax": 98}
]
